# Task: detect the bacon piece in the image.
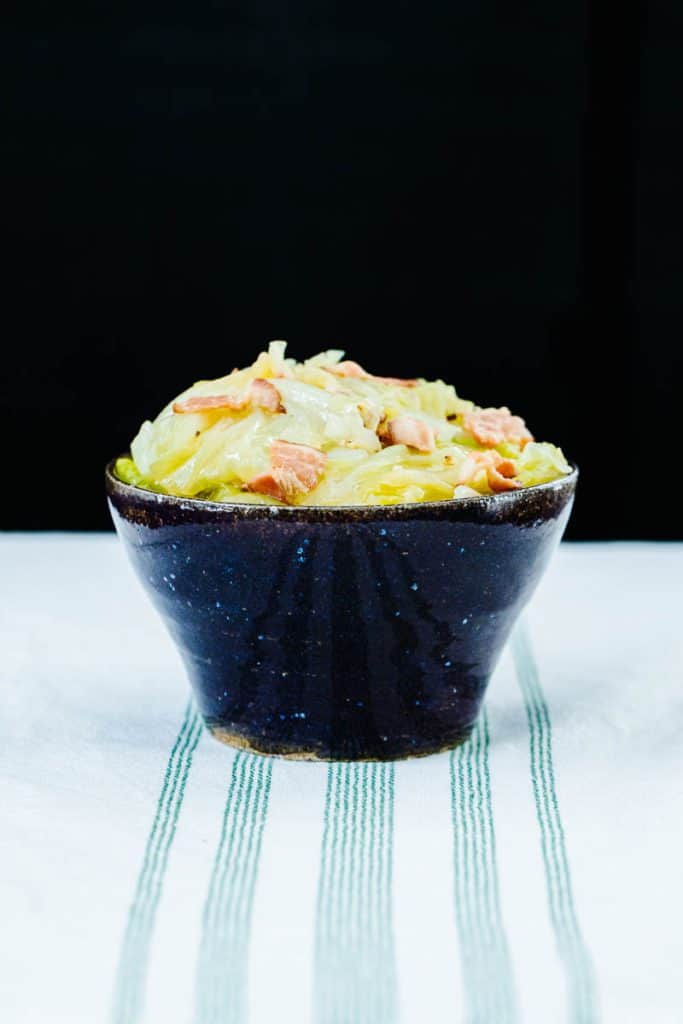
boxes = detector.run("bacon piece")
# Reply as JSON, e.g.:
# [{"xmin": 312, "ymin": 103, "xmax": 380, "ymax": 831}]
[
  {"xmin": 244, "ymin": 469, "xmax": 301, "ymax": 504},
  {"xmin": 486, "ymin": 461, "xmax": 520, "ymax": 492},
  {"xmin": 173, "ymin": 393, "xmax": 243, "ymax": 414},
  {"xmin": 245, "ymin": 440, "xmax": 327, "ymax": 504},
  {"xmin": 374, "ymin": 375, "xmax": 418, "ymax": 387},
  {"xmin": 173, "ymin": 378, "xmax": 284, "ymax": 415},
  {"xmin": 325, "ymin": 360, "xmax": 417, "ymax": 388},
  {"xmin": 326, "ymin": 360, "xmax": 367, "ymax": 379},
  {"xmin": 270, "ymin": 440, "xmax": 327, "ymax": 489},
  {"xmin": 460, "ymin": 450, "xmax": 521, "ymax": 493},
  {"xmin": 462, "ymin": 406, "xmax": 533, "ymax": 448},
  {"xmin": 249, "ymin": 378, "xmax": 285, "ymax": 412},
  {"xmin": 382, "ymin": 415, "xmax": 436, "ymax": 452}
]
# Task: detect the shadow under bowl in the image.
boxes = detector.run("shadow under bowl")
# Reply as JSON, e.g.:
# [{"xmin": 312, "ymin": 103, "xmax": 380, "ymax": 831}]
[{"xmin": 106, "ymin": 461, "xmax": 577, "ymax": 761}]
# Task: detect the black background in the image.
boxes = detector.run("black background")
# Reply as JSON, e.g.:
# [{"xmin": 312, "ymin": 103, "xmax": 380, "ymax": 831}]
[{"xmin": 2, "ymin": 2, "xmax": 681, "ymax": 536}]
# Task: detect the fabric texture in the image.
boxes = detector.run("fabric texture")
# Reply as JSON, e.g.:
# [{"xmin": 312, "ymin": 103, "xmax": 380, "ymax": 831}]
[{"xmin": 1, "ymin": 536, "xmax": 681, "ymax": 1024}]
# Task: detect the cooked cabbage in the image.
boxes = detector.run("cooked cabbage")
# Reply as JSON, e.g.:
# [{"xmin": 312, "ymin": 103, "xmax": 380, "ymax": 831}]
[{"xmin": 117, "ymin": 342, "xmax": 570, "ymax": 505}]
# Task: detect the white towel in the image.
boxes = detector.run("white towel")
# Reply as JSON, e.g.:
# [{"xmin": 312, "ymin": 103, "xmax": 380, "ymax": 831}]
[{"xmin": 1, "ymin": 535, "xmax": 681, "ymax": 1024}]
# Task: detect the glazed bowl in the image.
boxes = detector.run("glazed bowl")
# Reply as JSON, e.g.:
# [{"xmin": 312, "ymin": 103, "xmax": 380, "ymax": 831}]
[{"xmin": 106, "ymin": 460, "xmax": 577, "ymax": 760}]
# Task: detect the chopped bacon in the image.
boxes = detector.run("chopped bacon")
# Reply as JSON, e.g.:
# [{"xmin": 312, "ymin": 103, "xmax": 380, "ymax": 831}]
[
  {"xmin": 462, "ymin": 406, "xmax": 533, "ymax": 448},
  {"xmin": 270, "ymin": 440, "xmax": 327, "ymax": 489},
  {"xmin": 487, "ymin": 462, "xmax": 520, "ymax": 492},
  {"xmin": 245, "ymin": 440, "xmax": 327, "ymax": 504},
  {"xmin": 460, "ymin": 450, "xmax": 521, "ymax": 493},
  {"xmin": 173, "ymin": 393, "xmax": 243, "ymax": 414},
  {"xmin": 173, "ymin": 378, "xmax": 284, "ymax": 415},
  {"xmin": 374, "ymin": 376, "xmax": 418, "ymax": 387},
  {"xmin": 250, "ymin": 378, "xmax": 285, "ymax": 412},
  {"xmin": 325, "ymin": 360, "xmax": 418, "ymax": 388},
  {"xmin": 244, "ymin": 469, "xmax": 302, "ymax": 504},
  {"xmin": 326, "ymin": 360, "xmax": 367, "ymax": 379},
  {"xmin": 382, "ymin": 415, "xmax": 436, "ymax": 452}
]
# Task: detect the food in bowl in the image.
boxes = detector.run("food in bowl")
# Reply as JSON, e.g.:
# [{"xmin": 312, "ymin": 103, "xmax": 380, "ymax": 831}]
[
  {"xmin": 114, "ymin": 341, "xmax": 570, "ymax": 506},
  {"xmin": 107, "ymin": 341, "xmax": 577, "ymax": 760}
]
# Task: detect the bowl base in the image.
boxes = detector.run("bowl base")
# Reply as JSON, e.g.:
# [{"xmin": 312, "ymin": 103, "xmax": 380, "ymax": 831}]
[{"xmin": 207, "ymin": 723, "xmax": 472, "ymax": 762}]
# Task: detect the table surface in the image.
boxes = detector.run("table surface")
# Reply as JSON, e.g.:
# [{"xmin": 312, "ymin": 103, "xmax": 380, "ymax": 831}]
[{"xmin": 1, "ymin": 535, "xmax": 682, "ymax": 1024}]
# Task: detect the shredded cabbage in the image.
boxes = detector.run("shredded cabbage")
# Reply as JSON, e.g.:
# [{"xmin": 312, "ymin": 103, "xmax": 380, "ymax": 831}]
[{"xmin": 118, "ymin": 342, "xmax": 570, "ymax": 505}]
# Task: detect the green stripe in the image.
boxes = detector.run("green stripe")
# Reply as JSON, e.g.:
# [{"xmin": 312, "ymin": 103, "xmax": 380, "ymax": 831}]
[
  {"xmin": 111, "ymin": 702, "xmax": 203, "ymax": 1024},
  {"xmin": 333, "ymin": 761, "xmax": 352, "ymax": 965},
  {"xmin": 206, "ymin": 756, "xmax": 252, "ymax": 959},
  {"xmin": 378, "ymin": 764, "xmax": 397, "ymax": 1020},
  {"xmin": 450, "ymin": 712, "xmax": 518, "ymax": 1024},
  {"xmin": 512, "ymin": 624, "xmax": 599, "ymax": 1024},
  {"xmin": 194, "ymin": 752, "xmax": 272, "ymax": 1024},
  {"xmin": 315, "ymin": 761, "xmax": 335, "ymax": 951},
  {"xmin": 314, "ymin": 763, "xmax": 397, "ymax": 1024}
]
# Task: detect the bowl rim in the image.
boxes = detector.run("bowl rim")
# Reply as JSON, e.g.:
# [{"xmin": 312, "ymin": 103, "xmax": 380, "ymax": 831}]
[{"xmin": 106, "ymin": 456, "xmax": 578, "ymax": 521}]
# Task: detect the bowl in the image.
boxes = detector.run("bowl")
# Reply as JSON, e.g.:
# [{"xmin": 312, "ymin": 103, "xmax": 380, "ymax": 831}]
[{"xmin": 106, "ymin": 460, "xmax": 577, "ymax": 760}]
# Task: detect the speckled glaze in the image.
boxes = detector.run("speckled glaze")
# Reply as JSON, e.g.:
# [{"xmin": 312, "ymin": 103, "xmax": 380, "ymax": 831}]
[{"xmin": 106, "ymin": 461, "xmax": 576, "ymax": 760}]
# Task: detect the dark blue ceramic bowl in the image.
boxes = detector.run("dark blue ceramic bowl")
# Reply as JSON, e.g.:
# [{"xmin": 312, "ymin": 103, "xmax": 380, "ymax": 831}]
[{"xmin": 106, "ymin": 461, "xmax": 576, "ymax": 760}]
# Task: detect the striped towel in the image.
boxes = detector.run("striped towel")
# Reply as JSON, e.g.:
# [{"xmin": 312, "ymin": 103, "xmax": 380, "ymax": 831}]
[{"xmin": 1, "ymin": 536, "xmax": 682, "ymax": 1024}]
